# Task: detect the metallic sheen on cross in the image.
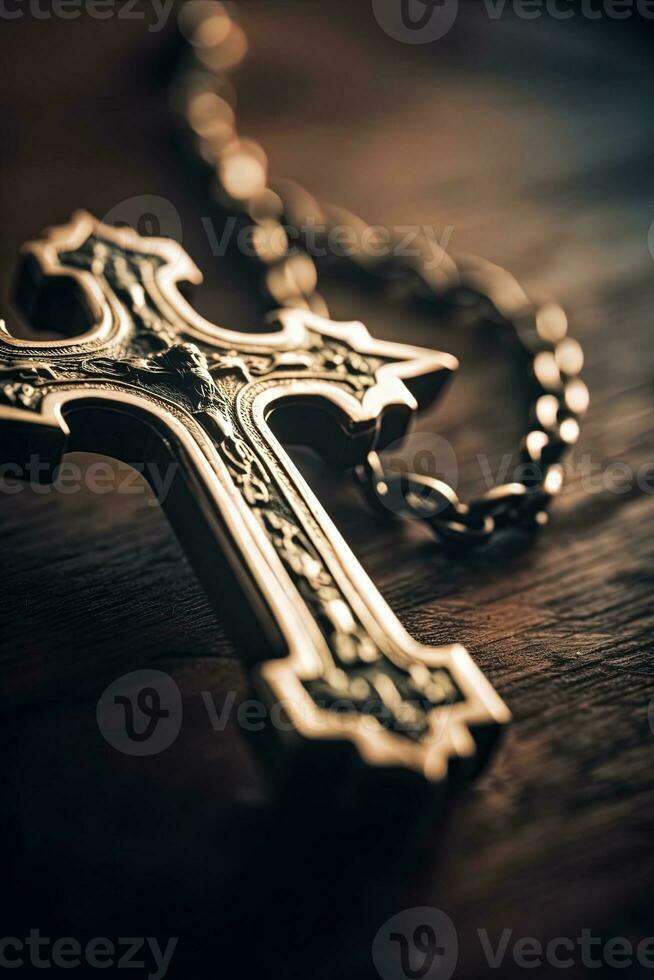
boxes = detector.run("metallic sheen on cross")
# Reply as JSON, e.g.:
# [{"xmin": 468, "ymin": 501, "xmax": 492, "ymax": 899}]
[{"xmin": 1, "ymin": 213, "xmax": 510, "ymax": 796}]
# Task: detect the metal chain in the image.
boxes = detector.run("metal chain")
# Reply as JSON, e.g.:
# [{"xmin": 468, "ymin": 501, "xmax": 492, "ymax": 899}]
[{"xmin": 173, "ymin": 1, "xmax": 588, "ymax": 548}]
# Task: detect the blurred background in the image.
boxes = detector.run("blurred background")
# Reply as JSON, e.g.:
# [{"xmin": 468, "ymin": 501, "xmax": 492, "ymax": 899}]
[{"xmin": 1, "ymin": 2, "xmax": 654, "ymax": 978}]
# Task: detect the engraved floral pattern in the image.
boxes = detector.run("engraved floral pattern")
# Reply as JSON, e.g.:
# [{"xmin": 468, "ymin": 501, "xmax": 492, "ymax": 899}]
[{"xmin": 0, "ymin": 230, "xmax": 462, "ymax": 743}]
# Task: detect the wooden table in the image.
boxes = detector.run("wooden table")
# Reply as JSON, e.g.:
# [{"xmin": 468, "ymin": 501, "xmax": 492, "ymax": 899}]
[{"xmin": 1, "ymin": 5, "xmax": 653, "ymax": 977}]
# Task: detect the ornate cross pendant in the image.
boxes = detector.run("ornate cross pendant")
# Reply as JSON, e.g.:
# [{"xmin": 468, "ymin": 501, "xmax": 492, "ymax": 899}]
[{"xmin": 1, "ymin": 213, "xmax": 509, "ymax": 795}]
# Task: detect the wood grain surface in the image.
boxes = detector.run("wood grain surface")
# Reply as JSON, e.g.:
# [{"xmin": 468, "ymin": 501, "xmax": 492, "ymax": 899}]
[{"xmin": 1, "ymin": 4, "xmax": 653, "ymax": 978}]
